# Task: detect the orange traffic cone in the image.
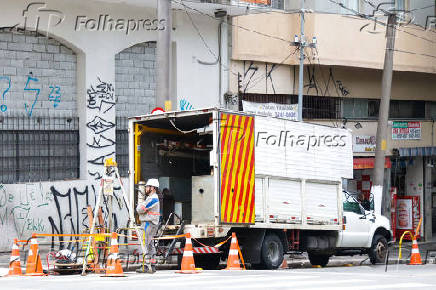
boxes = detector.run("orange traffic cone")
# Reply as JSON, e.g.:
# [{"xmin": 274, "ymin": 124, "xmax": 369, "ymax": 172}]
[
  {"xmin": 25, "ymin": 236, "xmax": 45, "ymax": 276},
  {"xmin": 104, "ymin": 232, "xmax": 126, "ymax": 277},
  {"xmin": 5, "ymin": 239, "xmax": 22, "ymax": 277},
  {"xmin": 409, "ymin": 236, "xmax": 422, "ymax": 265},
  {"xmin": 224, "ymin": 233, "xmax": 242, "ymax": 270},
  {"xmin": 176, "ymin": 233, "xmax": 200, "ymax": 274},
  {"xmin": 280, "ymin": 256, "xmax": 288, "ymax": 269}
]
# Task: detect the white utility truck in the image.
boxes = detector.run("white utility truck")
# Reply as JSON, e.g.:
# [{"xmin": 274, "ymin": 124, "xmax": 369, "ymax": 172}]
[{"xmin": 128, "ymin": 108, "xmax": 392, "ymax": 269}]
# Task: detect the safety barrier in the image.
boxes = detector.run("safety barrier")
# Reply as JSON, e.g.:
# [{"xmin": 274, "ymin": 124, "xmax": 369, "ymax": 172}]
[
  {"xmin": 3, "ymin": 230, "xmax": 243, "ymax": 276},
  {"xmin": 384, "ymin": 217, "xmax": 423, "ymax": 272}
]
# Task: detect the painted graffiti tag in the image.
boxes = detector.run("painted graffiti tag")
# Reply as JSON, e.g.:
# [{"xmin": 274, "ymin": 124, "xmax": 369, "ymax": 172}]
[
  {"xmin": 86, "ymin": 116, "xmax": 115, "ymax": 134},
  {"xmin": 0, "ymin": 76, "xmax": 11, "ymax": 112},
  {"xmin": 24, "ymin": 76, "xmax": 40, "ymax": 117},
  {"xmin": 179, "ymin": 99, "xmax": 194, "ymax": 111},
  {"xmin": 87, "ymin": 78, "xmax": 115, "ymax": 113},
  {"xmin": 48, "ymin": 85, "xmax": 61, "ymax": 108},
  {"xmin": 86, "ymin": 77, "xmax": 117, "ymax": 180}
]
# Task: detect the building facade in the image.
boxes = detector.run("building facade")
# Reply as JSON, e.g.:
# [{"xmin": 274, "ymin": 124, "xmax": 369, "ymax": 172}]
[
  {"xmin": 229, "ymin": 1, "xmax": 436, "ymax": 240},
  {"xmin": 0, "ymin": 0, "xmax": 237, "ymax": 250}
]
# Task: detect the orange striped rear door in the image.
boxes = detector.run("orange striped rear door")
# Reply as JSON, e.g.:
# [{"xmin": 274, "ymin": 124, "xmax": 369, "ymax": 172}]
[{"xmin": 219, "ymin": 113, "xmax": 255, "ymax": 224}]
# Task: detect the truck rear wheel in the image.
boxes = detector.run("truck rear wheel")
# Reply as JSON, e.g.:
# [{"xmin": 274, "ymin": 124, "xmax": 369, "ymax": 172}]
[
  {"xmin": 257, "ymin": 233, "xmax": 284, "ymax": 270},
  {"xmin": 368, "ymin": 235, "xmax": 387, "ymax": 264},
  {"xmin": 308, "ymin": 252, "xmax": 330, "ymax": 267}
]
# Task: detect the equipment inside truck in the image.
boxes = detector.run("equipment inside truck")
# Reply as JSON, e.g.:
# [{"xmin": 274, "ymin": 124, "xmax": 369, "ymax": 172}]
[{"xmin": 133, "ymin": 112, "xmax": 214, "ymax": 224}]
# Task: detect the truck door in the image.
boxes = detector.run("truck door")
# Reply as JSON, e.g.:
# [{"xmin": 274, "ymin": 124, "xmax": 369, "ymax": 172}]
[
  {"xmin": 339, "ymin": 191, "xmax": 372, "ymax": 247},
  {"xmin": 219, "ymin": 112, "xmax": 255, "ymax": 224}
]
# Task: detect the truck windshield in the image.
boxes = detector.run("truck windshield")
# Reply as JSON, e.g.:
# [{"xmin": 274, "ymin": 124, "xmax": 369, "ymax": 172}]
[{"xmin": 342, "ymin": 191, "xmax": 363, "ymax": 214}]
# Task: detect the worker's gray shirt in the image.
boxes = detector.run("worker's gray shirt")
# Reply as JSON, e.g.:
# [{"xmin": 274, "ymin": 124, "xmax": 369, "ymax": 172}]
[{"xmin": 136, "ymin": 192, "xmax": 160, "ymax": 225}]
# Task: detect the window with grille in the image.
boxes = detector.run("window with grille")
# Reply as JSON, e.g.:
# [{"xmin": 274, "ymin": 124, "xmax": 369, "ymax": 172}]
[
  {"xmin": 0, "ymin": 116, "xmax": 79, "ymax": 183},
  {"xmin": 239, "ymin": 94, "xmax": 341, "ymax": 119},
  {"xmin": 303, "ymin": 95, "xmax": 342, "ymax": 119}
]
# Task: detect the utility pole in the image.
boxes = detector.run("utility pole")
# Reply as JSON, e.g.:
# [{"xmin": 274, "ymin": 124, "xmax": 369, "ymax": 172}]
[
  {"xmin": 373, "ymin": 13, "xmax": 397, "ymax": 216},
  {"xmin": 297, "ymin": 0, "xmax": 305, "ymax": 121},
  {"xmin": 157, "ymin": 0, "xmax": 172, "ymax": 111},
  {"xmin": 293, "ymin": 1, "xmax": 315, "ymax": 121}
]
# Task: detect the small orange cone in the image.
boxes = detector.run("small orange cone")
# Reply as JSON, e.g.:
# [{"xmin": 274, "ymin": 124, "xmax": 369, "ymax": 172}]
[
  {"xmin": 409, "ymin": 236, "xmax": 422, "ymax": 265},
  {"xmin": 5, "ymin": 239, "xmax": 22, "ymax": 277},
  {"xmin": 104, "ymin": 232, "xmax": 126, "ymax": 277},
  {"xmin": 25, "ymin": 236, "xmax": 45, "ymax": 276},
  {"xmin": 176, "ymin": 233, "xmax": 200, "ymax": 274},
  {"xmin": 280, "ymin": 256, "xmax": 288, "ymax": 269},
  {"xmin": 224, "ymin": 233, "xmax": 242, "ymax": 270}
]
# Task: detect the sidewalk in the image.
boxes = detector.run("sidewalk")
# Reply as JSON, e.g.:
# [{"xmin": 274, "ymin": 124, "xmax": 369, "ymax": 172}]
[{"xmin": 2, "ymin": 241, "xmax": 436, "ymax": 270}]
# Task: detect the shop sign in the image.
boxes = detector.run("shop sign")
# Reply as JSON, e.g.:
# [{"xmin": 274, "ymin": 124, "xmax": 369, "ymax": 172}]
[
  {"xmin": 392, "ymin": 121, "xmax": 421, "ymax": 140},
  {"xmin": 353, "ymin": 135, "xmax": 376, "ymax": 152},
  {"xmin": 242, "ymin": 100, "xmax": 298, "ymax": 120}
]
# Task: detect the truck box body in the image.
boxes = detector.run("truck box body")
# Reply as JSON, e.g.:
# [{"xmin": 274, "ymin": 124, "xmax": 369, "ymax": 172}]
[{"xmin": 128, "ymin": 109, "xmax": 353, "ymax": 237}]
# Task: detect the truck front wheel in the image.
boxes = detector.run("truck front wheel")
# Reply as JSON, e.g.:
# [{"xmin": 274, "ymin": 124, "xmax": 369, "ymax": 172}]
[
  {"xmin": 308, "ymin": 252, "xmax": 330, "ymax": 267},
  {"xmin": 368, "ymin": 235, "xmax": 387, "ymax": 264},
  {"xmin": 258, "ymin": 233, "xmax": 284, "ymax": 270}
]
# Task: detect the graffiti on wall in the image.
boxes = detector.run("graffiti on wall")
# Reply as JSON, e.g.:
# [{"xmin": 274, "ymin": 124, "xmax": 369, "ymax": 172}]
[
  {"xmin": 304, "ymin": 66, "xmax": 351, "ymax": 98},
  {"xmin": 179, "ymin": 99, "xmax": 194, "ymax": 111},
  {"xmin": 0, "ymin": 75, "xmax": 62, "ymax": 115},
  {"xmin": 0, "ymin": 183, "xmax": 52, "ymax": 238},
  {"xmin": 0, "ymin": 181, "xmax": 130, "ymax": 251},
  {"xmin": 238, "ymin": 61, "xmax": 279, "ymax": 94},
  {"xmin": 86, "ymin": 78, "xmax": 116, "ymax": 180},
  {"xmin": 47, "ymin": 184, "xmax": 127, "ymax": 249},
  {"xmin": 0, "ymin": 76, "xmax": 11, "ymax": 112}
]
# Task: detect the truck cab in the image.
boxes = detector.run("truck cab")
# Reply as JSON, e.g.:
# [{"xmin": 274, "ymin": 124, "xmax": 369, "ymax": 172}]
[{"xmin": 336, "ymin": 190, "xmax": 392, "ymax": 264}]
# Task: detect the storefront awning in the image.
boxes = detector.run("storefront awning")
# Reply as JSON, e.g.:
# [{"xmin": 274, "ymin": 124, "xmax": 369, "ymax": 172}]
[
  {"xmin": 353, "ymin": 157, "xmax": 391, "ymax": 169},
  {"xmin": 399, "ymin": 147, "xmax": 436, "ymax": 157}
]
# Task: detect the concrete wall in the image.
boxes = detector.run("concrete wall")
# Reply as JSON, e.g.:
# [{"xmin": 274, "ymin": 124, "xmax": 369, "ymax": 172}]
[
  {"xmin": 284, "ymin": 0, "xmax": 435, "ymax": 28},
  {"xmin": 0, "ymin": 179, "xmax": 129, "ymax": 251},
  {"xmin": 0, "ymin": 31, "xmax": 76, "ymax": 118},
  {"xmin": 232, "ymin": 12, "xmax": 436, "ymax": 74},
  {"xmin": 229, "ymin": 62, "xmax": 436, "ymax": 100},
  {"xmin": 0, "ymin": 0, "xmax": 222, "ymax": 250},
  {"xmin": 115, "ymin": 42, "xmax": 156, "ymax": 123}
]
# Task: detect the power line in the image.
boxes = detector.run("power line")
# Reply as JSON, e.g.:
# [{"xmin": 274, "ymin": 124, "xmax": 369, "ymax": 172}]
[
  {"xmin": 409, "ymin": 4, "xmax": 435, "ymax": 12},
  {"xmin": 171, "ymin": 0, "xmax": 293, "ymax": 45},
  {"xmin": 390, "ymin": 48, "xmax": 436, "ymax": 59},
  {"xmin": 361, "ymin": 0, "xmax": 436, "ymax": 43},
  {"xmin": 361, "ymin": 0, "xmax": 436, "ymax": 34},
  {"xmin": 182, "ymin": 5, "xmax": 219, "ymax": 62},
  {"xmin": 243, "ymin": 47, "xmax": 298, "ymax": 92},
  {"xmin": 328, "ymin": 0, "xmax": 436, "ymax": 44}
]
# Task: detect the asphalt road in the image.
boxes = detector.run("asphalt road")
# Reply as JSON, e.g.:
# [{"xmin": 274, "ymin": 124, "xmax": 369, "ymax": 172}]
[{"xmin": 2, "ymin": 264, "xmax": 436, "ymax": 290}]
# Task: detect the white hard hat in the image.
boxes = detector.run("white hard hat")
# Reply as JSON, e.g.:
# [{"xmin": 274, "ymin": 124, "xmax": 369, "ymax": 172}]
[{"xmin": 146, "ymin": 178, "xmax": 159, "ymax": 188}]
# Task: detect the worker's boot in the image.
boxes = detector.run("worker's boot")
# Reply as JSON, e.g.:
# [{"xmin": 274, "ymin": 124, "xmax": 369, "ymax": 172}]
[
  {"xmin": 136, "ymin": 265, "xmax": 147, "ymax": 273},
  {"xmin": 147, "ymin": 264, "xmax": 156, "ymax": 274},
  {"xmin": 146, "ymin": 257, "xmax": 156, "ymax": 274}
]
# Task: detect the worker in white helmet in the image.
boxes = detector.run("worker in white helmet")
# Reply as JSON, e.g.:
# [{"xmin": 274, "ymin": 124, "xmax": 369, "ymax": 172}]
[{"xmin": 136, "ymin": 178, "xmax": 160, "ymax": 273}]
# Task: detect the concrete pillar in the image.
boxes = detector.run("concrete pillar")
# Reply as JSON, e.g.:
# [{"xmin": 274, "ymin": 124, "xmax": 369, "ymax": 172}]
[{"xmin": 77, "ymin": 52, "xmax": 116, "ymax": 181}]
